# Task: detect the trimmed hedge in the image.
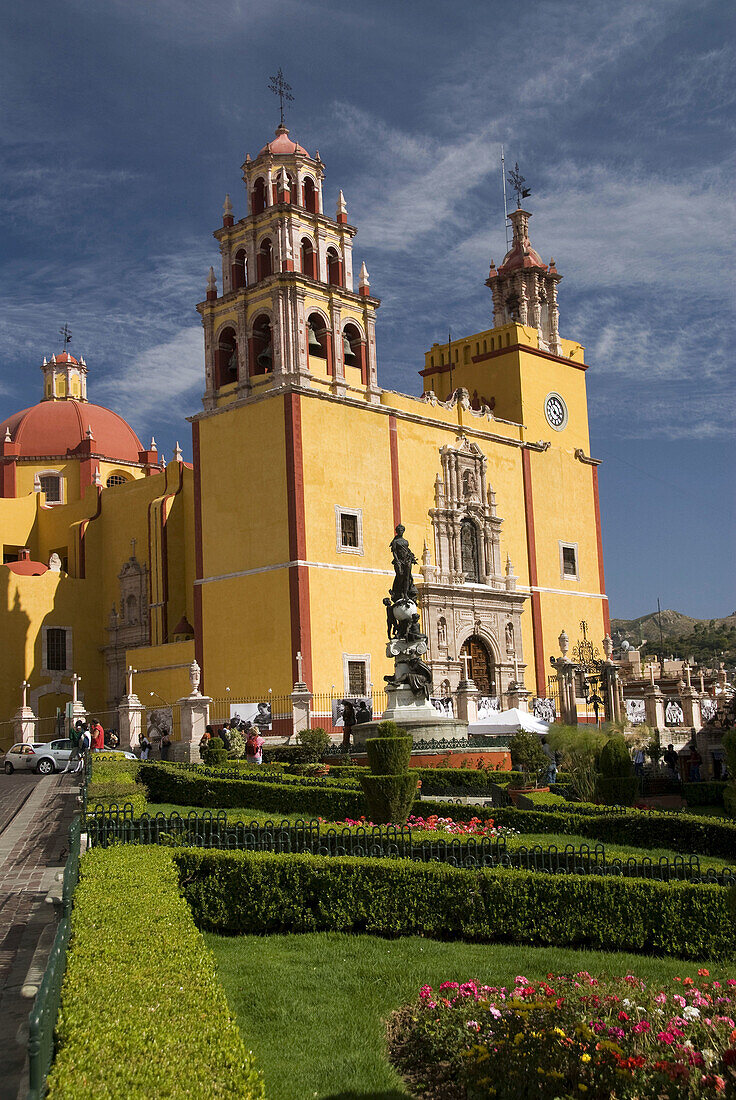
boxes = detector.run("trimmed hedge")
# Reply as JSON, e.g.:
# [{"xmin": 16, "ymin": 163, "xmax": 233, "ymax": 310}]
[
  {"xmin": 46, "ymin": 846, "xmax": 264, "ymax": 1099},
  {"xmin": 87, "ymin": 761, "xmax": 148, "ymax": 817},
  {"xmin": 175, "ymin": 848, "xmax": 735, "ymax": 960},
  {"xmin": 139, "ymin": 763, "xmax": 367, "ymax": 819},
  {"xmin": 685, "ymin": 781, "xmax": 727, "ymax": 806},
  {"xmin": 420, "ymin": 799, "xmax": 736, "ymax": 859},
  {"xmin": 365, "ymin": 736, "xmax": 412, "ymax": 775},
  {"xmin": 360, "ymin": 773, "xmax": 418, "ymax": 824}
]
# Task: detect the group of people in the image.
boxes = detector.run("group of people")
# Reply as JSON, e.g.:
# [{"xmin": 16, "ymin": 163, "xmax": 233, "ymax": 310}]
[
  {"xmin": 334, "ymin": 699, "xmax": 372, "ymax": 751},
  {"xmin": 138, "ymin": 729, "xmax": 172, "ymax": 761},
  {"xmin": 64, "ymin": 717, "xmax": 117, "ymax": 773},
  {"xmin": 633, "ymin": 739, "xmax": 704, "ymax": 782},
  {"xmin": 200, "ymin": 718, "xmax": 265, "ymax": 764}
]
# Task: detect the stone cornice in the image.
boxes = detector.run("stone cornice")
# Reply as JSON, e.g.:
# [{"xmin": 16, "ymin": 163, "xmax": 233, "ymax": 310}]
[
  {"xmin": 213, "ymin": 207, "xmax": 358, "ymax": 242},
  {"xmin": 420, "ymin": 341, "xmax": 588, "ymax": 376},
  {"xmin": 196, "ymin": 275, "xmax": 380, "ymax": 314}
]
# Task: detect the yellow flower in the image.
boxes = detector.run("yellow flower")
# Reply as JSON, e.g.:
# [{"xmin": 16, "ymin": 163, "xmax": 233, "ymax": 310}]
[
  {"xmin": 578, "ymin": 1086, "xmax": 588, "ymax": 1093},
  {"xmin": 581, "ymin": 1054, "xmax": 591, "ymax": 1063},
  {"xmin": 553, "ymin": 1027, "xmax": 566, "ymax": 1038}
]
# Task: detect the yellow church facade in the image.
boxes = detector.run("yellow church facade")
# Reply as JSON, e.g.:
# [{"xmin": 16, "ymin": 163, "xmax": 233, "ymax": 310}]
[{"xmin": 0, "ymin": 120, "xmax": 608, "ymax": 743}]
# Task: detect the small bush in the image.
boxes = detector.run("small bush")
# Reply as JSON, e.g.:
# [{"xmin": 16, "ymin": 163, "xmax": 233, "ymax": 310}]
[
  {"xmin": 376, "ymin": 720, "xmax": 402, "ymax": 738},
  {"xmin": 297, "ymin": 727, "xmax": 331, "ymax": 762},
  {"xmin": 598, "ymin": 735, "xmax": 634, "ymax": 778},
  {"xmin": 227, "ymin": 728, "xmax": 245, "ymax": 759},
  {"xmin": 201, "ymin": 736, "xmax": 228, "ymax": 767},
  {"xmin": 684, "ymin": 781, "xmax": 727, "ymax": 807},
  {"xmin": 508, "ymin": 730, "xmax": 548, "ymax": 788},
  {"xmin": 359, "ymin": 774, "xmax": 418, "ymax": 824},
  {"xmin": 725, "ymin": 786, "xmax": 736, "ymax": 820},
  {"xmin": 365, "ymin": 736, "xmax": 412, "ymax": 775},
  {"xmin": 46, "ymin": 846, "xmax": 264, "ymax": 1099}
]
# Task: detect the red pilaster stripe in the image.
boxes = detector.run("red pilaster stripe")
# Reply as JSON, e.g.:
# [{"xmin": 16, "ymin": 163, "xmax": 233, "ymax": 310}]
[
  {"xmin": 191, "ymin": 421, "xmax": 205, "ymax": 686},
  {"xmin": 389, "ymin": 415, "xmax": 401, "ymax": 527},
  {"xmin": 591, "ymin": 465, "xmax": 610, "ymax": 636},
  {"xmin": 284, "ymin": 393, "xmax": 313, "ymax": 688},
  {"xmin": 521, "ymin": 448, "xmax": 546, "ymax": 697}
]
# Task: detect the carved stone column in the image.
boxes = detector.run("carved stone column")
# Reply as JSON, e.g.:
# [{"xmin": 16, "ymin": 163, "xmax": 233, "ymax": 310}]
[
  {"xmin": 455, "ymin": 676, "xmax": 480, "ymax": 724},
  {"xmin": 14, "ymin": 680, "xmax": 38, "ymax": 745}
]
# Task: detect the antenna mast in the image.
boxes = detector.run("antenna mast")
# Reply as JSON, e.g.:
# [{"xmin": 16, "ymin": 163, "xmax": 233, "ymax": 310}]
[{"xmin": 501, "ymin": 145, "xmax": 512, "ymax": 254}]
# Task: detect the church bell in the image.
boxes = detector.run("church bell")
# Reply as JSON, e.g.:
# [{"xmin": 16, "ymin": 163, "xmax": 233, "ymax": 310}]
[
  {"xmin": 342, "ymin": 332, "xmax": 357, "ymax": 365},
  {"xmin": 257, "ymin": 343, "xmax": 272, "ymax": 370},
  {"xmin": 307, "ymin": 322, "xmax": 323, "ymax": 355}
]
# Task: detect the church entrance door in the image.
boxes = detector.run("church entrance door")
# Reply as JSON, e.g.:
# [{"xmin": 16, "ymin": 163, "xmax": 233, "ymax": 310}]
[{"xmin": 460, "ymin": 635, "xmax": 495, "ymax": 696}]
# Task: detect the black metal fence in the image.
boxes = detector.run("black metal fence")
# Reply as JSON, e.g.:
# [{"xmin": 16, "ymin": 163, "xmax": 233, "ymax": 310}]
[
  {"xmin": 27, "ymin": 814, "xmax": 81, "ymax": 1099},
  {"xmin": 83, "ymin": 808, "xmax": 736, "ymax": 885}
]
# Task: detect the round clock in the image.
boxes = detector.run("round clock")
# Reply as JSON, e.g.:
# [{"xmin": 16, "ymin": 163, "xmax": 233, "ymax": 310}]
[{"xmin": 544, "ymin": 392, "xmax": 568, "ymax": 430}]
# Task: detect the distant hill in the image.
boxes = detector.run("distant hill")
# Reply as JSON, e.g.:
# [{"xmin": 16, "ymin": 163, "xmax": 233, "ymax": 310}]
[{"xmin": 611, "ymin": 610, "xmax": 736, "ymax": 664}]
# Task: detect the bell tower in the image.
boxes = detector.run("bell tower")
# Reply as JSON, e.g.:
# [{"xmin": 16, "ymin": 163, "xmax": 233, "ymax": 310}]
[{"xmin": 196, "ymin": 119, "xmax": 381, "ymax": 410}]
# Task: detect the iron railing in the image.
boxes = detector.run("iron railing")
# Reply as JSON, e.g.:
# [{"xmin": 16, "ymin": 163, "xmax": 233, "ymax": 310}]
[
  {"xmin": 83, "ymin": 808, "xmax": 736, "ymax": 885},
  {"xmin": 27, "ymin": 814, "xmax": 82, "ymax": 1099}
]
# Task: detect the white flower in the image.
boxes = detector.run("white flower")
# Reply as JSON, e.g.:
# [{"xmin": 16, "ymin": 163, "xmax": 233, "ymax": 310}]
[
  {"xmin": 623, "ymin": 999, "xmax": 632, "ymax": 1007},
  {"xmin": 703, "ymin": 1049, "xmax": 717, "ymax": 1067},
  {"xmin": 683, "ymin": 1006, "xmax": 700, "ymax": 1020}
]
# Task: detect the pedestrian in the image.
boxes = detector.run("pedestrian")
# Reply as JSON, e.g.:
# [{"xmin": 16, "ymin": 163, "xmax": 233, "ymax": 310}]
[
  {"xmin": 74, "ymin": 725, "xmax": 91, "ymax": 773},
  {"xmin": 663, "ymin": 743, "xmax": 678, "ymax": 778},
  {"xmin": 341, "ymin": 700, "xmax": 356, "ymax": 752},
  {"xmin": 89, "ymin": 718, "xmax": 105, "ymax": 752},
  {"xmin": 244, "ymin": 726, "xmax": 264, "ymax": 765},
  {"xmin": 64, "ymin": 719, "xmax": 84, "ymax": 774},
  {"xmin": 139, "ymin": 733, "xmax": 151, "ymax": 761},
  {"xmin": 541, "ymin": 736, "xmax": 557, "ymax": 784},
  {"xmin": 160, "ymin": 731, "xmax": 171, "ymax": 761},
  {"xmin": 219, "ymin": 724, "xmax": 231, "ymax": 751},
  {"xmin": 688, "ymin": 742, "xmax": 702, "ymax": 782},
  {"xmin": 633, "ymin": 747, "xmax": 646, "ymax": 778}
]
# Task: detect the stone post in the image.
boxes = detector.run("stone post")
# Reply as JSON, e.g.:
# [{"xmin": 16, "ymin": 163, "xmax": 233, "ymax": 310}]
[
  {"xmin": 291, "ymin": 687, "xmax": 312, "ymax": 737},
  {"xmin": 506, "ymin": 682, "xmax": 530, "ymax": 713},
  {"xmin": 67, "ymin": 672, "xmax": 88, "ymax": 734},
  {"xmin": 643, "ymin": 664, "xmax": 665, "ymax": 730},
  {"xmin": 14, "ymin": 680, "xmax": 38, "ymax": 745},
  {"xmin": 455, "ymin": 673, "xmax": 480, "ymax": 724},
  {"xmin": 118, "ymin": 667, "xmax": 146, "ymax": 751},
  {"xmin": 171, "ymin": 660, "xmax": 211, "ymax": 763}
]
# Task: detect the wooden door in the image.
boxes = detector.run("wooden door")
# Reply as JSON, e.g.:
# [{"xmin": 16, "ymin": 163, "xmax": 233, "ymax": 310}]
[{"xmin": 460, "ymin": 636, "xmax": 495, "ymax": 695}]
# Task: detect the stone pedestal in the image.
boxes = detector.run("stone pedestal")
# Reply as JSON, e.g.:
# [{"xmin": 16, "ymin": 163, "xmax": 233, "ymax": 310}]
[
  {"xmin": 14, "ymin": 708, "xmax": 38, "ymax": 745},
  {"xmin": 455, "ymin": 679, "xmax": 480, "ymax": 723},
  {"xmin": 171, "ymin": 693, "xmax": 212, "ymax": 763},
  {"xmin": 290, "ymin": 684, "xmax": 312, "ymax": 738},
  {"xmin": 506, "ymin": 683, "xmax": 530, "ymax": 713},
  {"xmin": 118, "ymin": 695, "xmax": 146, "ymax": 751},
  {"xmin": 680, "ymin": 689, "xmax": 702, "ymax": 730},
  {"xmin": 644, "ymin": 685, "xmax": 665, "ymax": 730},
  {"xmin": 553, "ymin": 659, "xmax": 577, "ymax": 725}
]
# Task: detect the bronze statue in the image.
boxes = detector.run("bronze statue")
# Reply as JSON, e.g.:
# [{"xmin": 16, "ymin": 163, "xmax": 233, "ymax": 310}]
[{"xmin": 389, "ymin": 524, "xmax": 418, "ymax": 602}]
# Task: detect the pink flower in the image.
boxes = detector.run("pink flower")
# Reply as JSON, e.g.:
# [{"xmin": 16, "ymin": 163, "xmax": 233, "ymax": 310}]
[
  {"xmin": 633, "ymin": 1021, "xmax": 651, "ymax": 1033},
  {"xmin": 655, "ymin": 993, "xmax": 667, "ymax": 1005},
  {"xmin": 466, "ymin": 1020, "xmax": 481, "ymax": 1031},
  {"xmin": 674, "ymin": 995, "xmax": 686, "ymax": 1008},
  {"xmin": 420, "ymin": 985, "xmax": 433, "ymax": 1000},
  {"xmin": 657, "ymin": 1031, "xmax": 675, "ymax": 1044},
  {"xmin": 515, "ymin": 976, "xmax": 529, "ymax": 985},
  {"xmin": 489, "ymin": 1006, "xmax": 502, "ymax": 1019},
  {"xmin": 439, "ymin": 982, "xmax": 459, "ymax": 992}
]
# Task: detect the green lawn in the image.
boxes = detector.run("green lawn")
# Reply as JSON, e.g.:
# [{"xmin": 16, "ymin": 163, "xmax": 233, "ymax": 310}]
[
  {"xmin": 206, "ymin": 931, "xmax": 734, "ymax": 1100},
  {"xmin": 145, "ymin": 802, "xmax": 315, "ymax": 825}
]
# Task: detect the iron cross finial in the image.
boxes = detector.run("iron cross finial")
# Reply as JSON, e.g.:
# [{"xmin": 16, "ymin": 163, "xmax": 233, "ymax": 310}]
[
  {"xmin": 507, "ymin": 162, "xmax": 531, "ymax": 208},
  {"xmin": 59, "ymin": 323, "xmax": 72, "ymax": 350},
  {"xmin": 268, "ymin": 68, "xmax": 294, "ymax": 128}
]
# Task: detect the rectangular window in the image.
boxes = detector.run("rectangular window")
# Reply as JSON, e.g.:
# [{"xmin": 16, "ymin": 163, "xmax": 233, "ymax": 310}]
[
  {"xmin": 560, "ymin": 542, "xmax": 579, "ymax": 579},
  {"xmin": 39, "ymin": 475, "xmax": 61, "ymax": 502},
  {"xmin": 47, "ymin": 628, "xmax": 68, "ymax": 671},
  {"xmin": 335, "ymin": 506, "xmax": 363, "ymax": 555},
  {"xmin": 3, "ymin": 547, "xmax": 21, "ymax": 564},
  {"xmin": 347, "ymin": 660, "xmax": 367, "ymax": 696}
]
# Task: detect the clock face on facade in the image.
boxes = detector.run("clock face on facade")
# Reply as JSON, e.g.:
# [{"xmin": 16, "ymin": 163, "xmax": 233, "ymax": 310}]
[{"xmin": 544, "ymin": 392, "xmax": 568, "ymax": 430}]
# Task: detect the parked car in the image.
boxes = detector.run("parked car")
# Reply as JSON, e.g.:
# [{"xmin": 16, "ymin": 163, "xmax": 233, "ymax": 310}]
[{"xmin": 3, "ymin": 740, "xmax": 135, "ymax": 774}]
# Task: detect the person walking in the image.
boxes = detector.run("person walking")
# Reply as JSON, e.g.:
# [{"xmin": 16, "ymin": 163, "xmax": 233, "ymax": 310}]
[
  {"xmin": 90, "ymin": 718, "xmax": 105, "ymax": 752},
  {"xmin": 341, "ymin": 700, "xmax": 356, "ymax": 752},
  {"xmin": 74, "ymin": 725, "xmax": 91, "ymax": 773},
  {"xmin": 541, "ymin": 736, "xmax": 557, "ymax": 785},
  {"xmin": 688, "ymin": 742, "xmax": 702, "ymax": 782},
  {"xmin": 139, "ymin": 733, "xmax": 151, "ymax": 761},
  {"xmin": 64, "ymin": 719, "xmax": 84, "ymax": 774},
  {"xmin": 245, "ymin": 727, "xmax": 264, "ymax": 765},
  {"xmin": 663, "ymin": 743, "xmax": 678, "ymax": 778},
  {"xmin": 633, "ymin": 747, "xmax": 646, "ymax": 779}
]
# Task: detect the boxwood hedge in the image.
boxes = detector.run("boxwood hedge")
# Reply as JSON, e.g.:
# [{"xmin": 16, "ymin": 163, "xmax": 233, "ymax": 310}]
[
  {"xmin": 46, "ymin": 846, "xmax": 264, "ymax": 1099},
  {"xmin": 175, "ymin": 848, "xmax": 734, "ymax": 960}
]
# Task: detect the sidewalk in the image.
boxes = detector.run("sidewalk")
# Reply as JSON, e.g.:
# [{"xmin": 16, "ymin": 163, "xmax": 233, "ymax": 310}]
[{"xmin": 0, "ymin": 773, "xmax": 80, "ymax": 1100}]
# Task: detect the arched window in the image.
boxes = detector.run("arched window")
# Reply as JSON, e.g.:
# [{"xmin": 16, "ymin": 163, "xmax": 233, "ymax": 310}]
[
  {"xmin": 463, "ymin": 345, "xmax": 470, "ymax": 364},
  {"xmin": 460, "ymin": 519, "xmax": 480, "ymax": 583},
  {"xmin": 257, "ymin": 238, "xmax": 273, "ymax": 281},
  {"xmin": 106, "ymin": 474, "xmax": 128, "ymax": 488},
  {"xmin": 460, "ymin": 635, "xmax": 496, "ymax": 695},
  {"xmin": 125, "ymin": 593, "xmax": 138, "ymax": 624},
  {"xmin": 342, "ymin": 322, "xmax": 366, "ymax": 383},
  {"xmin": 326, "ymin": 246, "xmax": 342, "ymax": 287},
  {"xmin": 214, "ymin": 327, "xmax": 238, "ymax": 388},
  {"xmin": 300, "ymin": 238, "xmax": 316, "ymax": 280},
  {"xmin": 251, "ymin": 315, "xmax": 272, "ymax": 375},
  {"xmin": 39, "ymin": 474, "xmax": 62, "ymax": 503},
  {"xmin": 231, "ymin": 249, "xmax": 247, "ymax": 291},
  {"xmin": 252, "ymin": 177, "xmax": 267, "ymax": 215},
  {"xmin": 302, "ymin": 177, "xmax": 317, "ymax": 214},
  {"xmin": 307, "ymin": 313, "xmax": 327, "ymax": 360}
]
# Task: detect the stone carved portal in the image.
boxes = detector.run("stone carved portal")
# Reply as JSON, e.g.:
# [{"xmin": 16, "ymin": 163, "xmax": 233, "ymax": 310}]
[
  {"xmin": 419, "ymin": 437, "xmax": 527, "ymax": 697},
  {"xmin": 103, "ymin": 551, "xmax": 149, "ymax": 706}
]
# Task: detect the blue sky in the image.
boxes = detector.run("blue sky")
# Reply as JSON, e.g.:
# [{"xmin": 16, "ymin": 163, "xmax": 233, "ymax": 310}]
[{"xmin": 1, "ymin": 0, "xmax": 733, "ymax": 620}]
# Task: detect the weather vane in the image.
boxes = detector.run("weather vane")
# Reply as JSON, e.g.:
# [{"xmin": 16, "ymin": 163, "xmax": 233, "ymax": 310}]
[
  {"xmin": 268, "ymin": 68, "xmax": 294, "ymax": 128},
  {"xmin": 59, "ymin": 323, "xmax": 72, "ymax": 351},
  {"xmin": 507, "ymin": 162, "xmax": 531, "ymax": 208}
]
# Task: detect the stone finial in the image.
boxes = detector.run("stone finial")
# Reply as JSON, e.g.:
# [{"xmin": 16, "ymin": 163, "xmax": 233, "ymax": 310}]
[
  {"xmin": 506, "ymin": 554, "xmax": 515, "ymax": 577},
  {"xmin": 336, "ymin": 189, "xmax": 348, "ymax": 221},
  {"xmin": 206, "ymin": 266, "xmax": 217, "ymax": 300},
  {"xmin": 86, "ymin": 424, "xmax": 93, "ymax": 439},
  {"xmin": 558, "ymin": 629, "xmax": 569, "ymax": 657},
  {"xmin": 150, "ymin": 436, "xmax": 157, "ymax": 451},
  {"xmin": 51, "ymin": 354, "xmax": 56, "ymax": 364},
  {"xmin": 223, "ymin": 193, "xmax": 233, "ymax": 217},
  {"xmin": 174, "ymin": 441, "xmax": 183, "ymax": 462},
  {"xmin": 80, "ymin": 357, "xmax": 86, "ymax": 366},
  {"xmin": 94, "ymin": 466, "xmax": 102, "ymax": 487},
  {"xmin": 4, "ymin": 426, "xmax": 11, "ymax": 442},
  {"xmin": 602, "ymin": 635, "xmax": 613, "ymax": 659},
  {"xmin": 359, "ymin": 261, "xmax": 369, "ymax": 288},
  {"xmin": 42, "ymin": 356, "xmax": 47, "ymax": 366},
  {"xmin": 159, "ymin": 453, "xmax": 165, "ymax": 466},
  {"xmin": 189, "ymin": 659, "xmax": 201, "ymax": 696}
]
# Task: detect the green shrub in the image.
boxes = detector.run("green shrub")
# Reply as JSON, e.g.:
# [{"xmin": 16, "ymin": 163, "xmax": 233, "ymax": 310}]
[
  {"xmin": 359, "ymin": 774, "xmax": 418, "ymax": 824},
  {"xmin": 139, "ymin": 763, "xmax": 366, "ymax": 819},
  {"xmin": 596, "ymin": 776, "xmax": 639, "ymax": 806},
  {"xmin": 227, "ymin": 728, "xmax": 245, "ymax": 759},
  {"xmin": 546, "ymin": 725, "xmax": 607, "ymax": 803},
  {"xmin": 725, "ymin": 786, "xmax": 736, "ymax": 820},
  {"xmin": 375, "ymin": 720, "xmax": 402, "ymax": 738},
  {"xmin": 86, "ymin": 764, "xmax": 148, "ymax": 817},
  {"xmin": 46, "ymin": 846, "xmax": 264, "ymax": 1099},
  {"xmin": 508, "ymin": 730, "xmax": 548, "ymax": 788},
  {"xmin": 685, "ymin": 781, "xmax": 727, "ymax": 807},
  {"xmin": 365, "ymin": 736, "xmax": 412, "ymax": 775},
  {"xmin": 723, "ymin": 730, "xmax": 736, "ymax": 779},
  {"xmin": 598, "ymin": 736, "xmax": 634, "ymax": 778},
  {"xmin": 201, "ymin": 736, "xmax": 228, "ymax": 767},
  {"xmin": 175, "ymin": 848, "xmax": 734, "ymax": 959},
  {"xmin": 297, "ymin": 727, "xmax": 331, "ymax": 762}
]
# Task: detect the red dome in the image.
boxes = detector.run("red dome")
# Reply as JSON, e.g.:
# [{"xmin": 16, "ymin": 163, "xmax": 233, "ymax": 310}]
[
  {"xmin": 0, "ymin": 400, "xmax": 144, "ymax": 463},
  {"xmin": 258, "ymin": 125, "xmax": 310, "ymax": 158}
]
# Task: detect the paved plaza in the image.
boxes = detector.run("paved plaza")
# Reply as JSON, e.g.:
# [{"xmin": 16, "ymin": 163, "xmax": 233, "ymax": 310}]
[{"xmin": 0, "ymin": 772, "xmax": 80, "ymax": 1100}]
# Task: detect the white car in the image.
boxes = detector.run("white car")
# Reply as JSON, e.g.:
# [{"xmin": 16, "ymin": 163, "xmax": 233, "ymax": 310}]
[{"xmin": 3, "ymin": 740, "xmax": 136, "ymax": 774}]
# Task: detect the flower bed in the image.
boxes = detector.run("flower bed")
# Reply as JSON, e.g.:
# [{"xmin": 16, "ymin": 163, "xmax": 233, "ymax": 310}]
[
  {"xmin": 338, "ymin": 814, "xmax": 505, "ymax": 837},
  {"xmin": 388, "ymin": 971, "xmax": 736, "ymax": 1098}
]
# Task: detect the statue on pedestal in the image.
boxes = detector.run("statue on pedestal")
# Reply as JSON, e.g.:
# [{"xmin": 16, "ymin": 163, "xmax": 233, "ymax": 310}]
[{"xmin": 383, "ymin": 526, "xmax": 433, "ymax": 701}]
